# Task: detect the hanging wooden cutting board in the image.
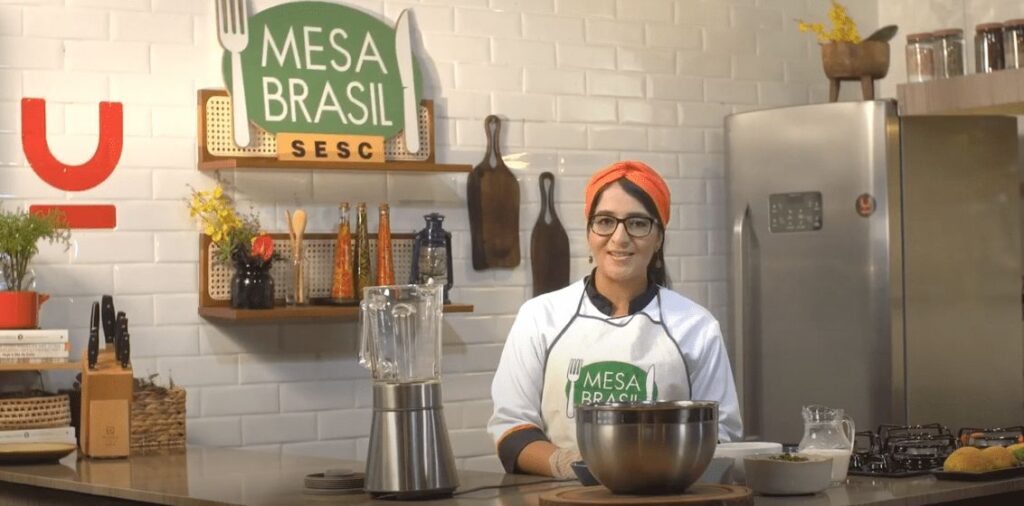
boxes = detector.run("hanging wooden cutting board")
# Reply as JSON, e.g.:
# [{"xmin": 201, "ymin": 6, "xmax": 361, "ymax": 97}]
[
  {"xmin": 467, "ymin": 115, "xmax": 520, "ymax": 270},
  {"xmin": 531, "ymin": 172, "xmax": 570, "ymax": 296},
  {"xmin": 539, "ymin": 484, "xmax": 753, "ymax": 506}
]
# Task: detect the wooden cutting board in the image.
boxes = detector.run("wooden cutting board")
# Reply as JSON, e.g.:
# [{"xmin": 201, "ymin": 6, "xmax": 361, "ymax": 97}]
[
  {"xmin": 531, "ymin": 172, "xmax": 570, "ymax": 296},
  {"xmin": 467, "ymin": 115, "xmax": 520, "ymax": 270},
  {"xmin": 539, "ymin": 484, "xmax": 753, "ymax": 506}
]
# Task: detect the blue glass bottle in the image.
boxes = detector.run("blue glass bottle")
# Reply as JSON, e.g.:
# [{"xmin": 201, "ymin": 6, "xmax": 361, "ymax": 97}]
[{"xmin": 411, "ymin": 213, "xmax": 453, "ymax": 303}]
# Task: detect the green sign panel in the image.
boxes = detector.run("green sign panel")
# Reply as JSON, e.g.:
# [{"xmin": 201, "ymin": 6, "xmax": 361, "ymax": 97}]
[
  {"xmin": 222, "ymin": 1, "xmax": 421, "ymax": 138},
  {"xmin": 566, "ymin": 361, "xmax": 657, "ymax": 404}
]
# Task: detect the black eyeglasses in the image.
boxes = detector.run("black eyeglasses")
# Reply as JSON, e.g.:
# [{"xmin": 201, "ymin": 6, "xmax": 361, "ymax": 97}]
[{"xmin": 589, "ymin": 215, "xmax": 657, "ymax": 238}]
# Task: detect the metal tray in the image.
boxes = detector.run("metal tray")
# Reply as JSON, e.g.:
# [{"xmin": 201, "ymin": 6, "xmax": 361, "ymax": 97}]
[
  {"xmin": 933, "ymin": 466, "xmax": 1024, "ymax": 481},
  {"xmin": 849, "ymin": 468, "xmax": 936, "ymax": 478}
]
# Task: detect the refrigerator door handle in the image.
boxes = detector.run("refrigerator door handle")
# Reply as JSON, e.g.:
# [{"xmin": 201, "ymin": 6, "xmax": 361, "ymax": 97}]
[{"xmin": 731, "ymin": 206, "xmax": 749, "ymax": 417}]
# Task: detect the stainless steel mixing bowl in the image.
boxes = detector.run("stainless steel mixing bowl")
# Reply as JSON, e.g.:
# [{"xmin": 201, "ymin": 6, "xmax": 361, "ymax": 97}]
[{"xmin": 575, "ymin": 400, "xmax": 718, "ymax": 494}]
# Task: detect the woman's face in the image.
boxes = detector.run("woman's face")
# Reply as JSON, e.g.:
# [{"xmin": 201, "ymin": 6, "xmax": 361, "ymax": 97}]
[{"xmin": 587, "ymin": 182, "xmax": 662, "ymax": 286}]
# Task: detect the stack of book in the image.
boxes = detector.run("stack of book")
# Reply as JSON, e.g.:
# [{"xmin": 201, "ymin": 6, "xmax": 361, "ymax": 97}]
[
  {"xmin": 0, "ymin": 329, "xmax": 70, "ymax": 360},
  {"xmin": 0, "ymin": 425, "xmax": 76, "ymax": 445}
]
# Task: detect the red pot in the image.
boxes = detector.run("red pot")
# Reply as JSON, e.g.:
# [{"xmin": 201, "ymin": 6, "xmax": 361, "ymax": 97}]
[{"xmin": 0, "ymin": 291, "xmax": 50, "ymax": 329}]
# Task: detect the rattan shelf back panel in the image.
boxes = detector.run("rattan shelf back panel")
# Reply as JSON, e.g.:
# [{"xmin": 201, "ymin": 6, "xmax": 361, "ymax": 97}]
[
  {"xmin": 206, "ymin": 235, "xmax": 415, "ymax": 302},
  {"xmin": 204, "ymin": 95, "xmax": 432, "ymax": 162}
]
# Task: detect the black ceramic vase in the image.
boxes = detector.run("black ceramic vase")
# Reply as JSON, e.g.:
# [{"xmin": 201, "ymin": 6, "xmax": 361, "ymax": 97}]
[{"xmin": 230, "ymin": 251, "xmax": 274, "ymax": 309}]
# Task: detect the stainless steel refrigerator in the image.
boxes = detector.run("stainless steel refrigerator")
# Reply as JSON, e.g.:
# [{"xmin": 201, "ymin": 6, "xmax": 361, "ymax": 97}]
[{"xmin": 726, "ymin": 100, "xmax": 1023, "ymax": 444}]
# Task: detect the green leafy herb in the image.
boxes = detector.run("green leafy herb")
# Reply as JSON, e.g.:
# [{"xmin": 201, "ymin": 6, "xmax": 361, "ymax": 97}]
[
  {"xmin": 769, "ymin": 453, "xmax": 809, "ymax": 462},
  {"xmin": 0, "ymin": 207, "xmax": 71, "ymax": 291}
]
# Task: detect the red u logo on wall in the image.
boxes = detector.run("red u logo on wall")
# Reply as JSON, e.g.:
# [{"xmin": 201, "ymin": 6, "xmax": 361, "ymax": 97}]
[{"xmin": 21, "ymin": 98, "xmax": 123, "ymax": 228}]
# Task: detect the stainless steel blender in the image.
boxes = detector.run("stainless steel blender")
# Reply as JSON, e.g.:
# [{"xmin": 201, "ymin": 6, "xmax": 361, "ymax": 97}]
[{"xmin": 359, "ymin": 284, "xmax": 458, "ymax": 499}]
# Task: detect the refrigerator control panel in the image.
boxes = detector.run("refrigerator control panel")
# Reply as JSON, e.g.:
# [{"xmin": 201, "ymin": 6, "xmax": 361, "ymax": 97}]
[{"xmin": 769, "ymin": 192, "xmax": 822, "ymax": 233}]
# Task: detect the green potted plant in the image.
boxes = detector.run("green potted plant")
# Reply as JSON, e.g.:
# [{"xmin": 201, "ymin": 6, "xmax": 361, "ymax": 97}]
[{"xmin": 0, "ymin": 208, "xmax": 71, "ymax": 329}]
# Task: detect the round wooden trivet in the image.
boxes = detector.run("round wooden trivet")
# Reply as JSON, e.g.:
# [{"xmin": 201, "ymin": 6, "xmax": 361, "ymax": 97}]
[{"xmin": 539, "ymin": 484, "xmax": 753, "ymax": 506}]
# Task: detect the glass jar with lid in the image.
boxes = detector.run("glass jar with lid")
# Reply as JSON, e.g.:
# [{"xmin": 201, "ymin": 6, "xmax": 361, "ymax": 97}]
[
  {"xmin": 932, "ymin": 28, "xmax": 965, "ymax": 78},
  {"xmin": 1005, "ymin": 19, "xmax": 1024, "ymax": 69},
  {"xmin": 975, "ymin": 22, "xmax": 1005, "ymax": 73},
  {"xmin": 906, "ymin": 32, "xmax": 935, "ymax": 82}
]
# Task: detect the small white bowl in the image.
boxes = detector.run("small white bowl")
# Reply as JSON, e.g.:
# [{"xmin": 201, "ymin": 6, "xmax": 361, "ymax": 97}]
[
  {"xmin": 743, "ymin": 454, "xmax": 832, "ymax": 496},
  {"xmin": 713, "ymin": 441, "xmax": 783, "ymax": 484}
]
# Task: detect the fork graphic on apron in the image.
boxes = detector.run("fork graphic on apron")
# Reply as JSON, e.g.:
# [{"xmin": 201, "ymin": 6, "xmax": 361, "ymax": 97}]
[{"xmin": 565, "ymin": 358, "xmax": 582, "ymax": 418}]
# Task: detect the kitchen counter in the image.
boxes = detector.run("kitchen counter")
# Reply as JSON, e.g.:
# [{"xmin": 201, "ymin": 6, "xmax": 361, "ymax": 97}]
[{"xmin": 0, "ymin": 446, "xmax": 1023, "ymax": 505}]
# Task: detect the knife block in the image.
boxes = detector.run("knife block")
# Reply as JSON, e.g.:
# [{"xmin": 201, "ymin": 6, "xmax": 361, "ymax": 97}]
[{"xmin": 80, "ymin": 348, "xmax": 132, "ymax": 458}]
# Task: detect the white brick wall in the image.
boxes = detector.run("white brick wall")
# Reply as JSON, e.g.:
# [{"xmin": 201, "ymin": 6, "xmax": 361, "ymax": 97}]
[{"xmin": 2, "ymin": 0, "xmax": 881, "ymax": 474}]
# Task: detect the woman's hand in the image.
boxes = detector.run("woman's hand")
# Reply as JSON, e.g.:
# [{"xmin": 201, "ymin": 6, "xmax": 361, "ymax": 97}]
[{"xmin": 548, "ymin": 447, "xmax": 583, "ymax": 480}]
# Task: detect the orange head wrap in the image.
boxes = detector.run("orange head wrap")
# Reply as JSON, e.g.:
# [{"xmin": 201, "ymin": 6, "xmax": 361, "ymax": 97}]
[{"xmin": 584, "ymin": 161, "xmax": 671, "ymax": 225}]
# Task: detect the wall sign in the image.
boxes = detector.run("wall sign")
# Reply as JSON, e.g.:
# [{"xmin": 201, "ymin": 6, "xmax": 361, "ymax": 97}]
[
  {"xmin": 219, "ymin": 1, "xmax": 422, "ymax": 157},
  {"xmin": 20, "ymin": 98, "xmax": 122, "ymax": 229}
]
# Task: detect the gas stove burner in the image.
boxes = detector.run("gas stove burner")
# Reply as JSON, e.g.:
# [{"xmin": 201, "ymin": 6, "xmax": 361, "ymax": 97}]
[
  {"xmin": 849, "ymin": 423, "xmax": 955, "ymax": 476},
  {"xmin": 958, "ymin": 426, "xmax": 1024, "ymax": 448},
  {"xmin": 879, "ymin": 423, "xmax": 951, "ymax": 450},
  {"xmin": 890, "ymin": 434, "xmax": 957, "ymax": 471}
]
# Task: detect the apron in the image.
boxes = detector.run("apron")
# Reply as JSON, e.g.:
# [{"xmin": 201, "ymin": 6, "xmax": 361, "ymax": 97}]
[{"xmin": 541, "ymin": 285, "xmax": 692, "ymax": 449}]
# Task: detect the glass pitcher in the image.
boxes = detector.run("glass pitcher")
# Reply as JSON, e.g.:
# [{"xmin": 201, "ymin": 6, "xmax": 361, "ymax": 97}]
[
  {"xmin": 359, "ymin": 284, "xmax": 444, "ymax": 384},
  {"xmin": 798, "ymin": 405, "xmax": 855, "ymax": 484}
]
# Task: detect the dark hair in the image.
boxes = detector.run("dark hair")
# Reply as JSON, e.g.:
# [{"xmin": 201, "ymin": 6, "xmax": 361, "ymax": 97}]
[{"xmin": 588, "ymin": 178, "xmax": 669, "ymax": 287}]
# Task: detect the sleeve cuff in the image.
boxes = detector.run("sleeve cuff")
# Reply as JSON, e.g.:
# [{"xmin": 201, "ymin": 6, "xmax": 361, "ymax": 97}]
[{"xmin": 497, "ymin": 425, "xmax": 549, "ymax": 473}]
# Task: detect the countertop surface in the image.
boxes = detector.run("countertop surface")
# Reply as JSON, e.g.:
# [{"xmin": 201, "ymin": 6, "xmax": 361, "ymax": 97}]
[{"xmin": 1, "ymin": 446, "xmax": 1024, "ymax": 505}]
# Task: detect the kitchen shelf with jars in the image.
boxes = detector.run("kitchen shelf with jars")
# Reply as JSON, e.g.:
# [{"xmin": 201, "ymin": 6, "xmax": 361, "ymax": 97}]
[
  {"xmin": 197, "ymin": 209, "xmax": 471, "ymax": 323},
  {"xmin": 898, "ymin": 20, "xmax": 1024, "ymax": 115},
  {"xmin": 196, "ymin": 90, "xmax": 471, "ymax": 173}
]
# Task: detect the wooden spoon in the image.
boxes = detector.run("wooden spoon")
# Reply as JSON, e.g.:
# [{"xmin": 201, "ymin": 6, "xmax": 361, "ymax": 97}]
[
  {"xmin": 290, "ymin": 209, "xmax": 308, "ymax": 304},
  {"xmin": 865, "ymin": 24, "xmax": 898, "ymax": 43},
  {"xmin": 291, "ymin": 209, "xmax": 307, "ymax": 255},
  {"xmin": 286, "ymin": 210, "xmax": 296, "ymax": 256}
]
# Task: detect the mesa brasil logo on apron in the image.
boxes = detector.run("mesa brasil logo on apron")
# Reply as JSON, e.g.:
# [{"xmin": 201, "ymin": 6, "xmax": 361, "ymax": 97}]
[{"xmin": 565, "ymin": 361, "xmax": 658, "ymax": 406}]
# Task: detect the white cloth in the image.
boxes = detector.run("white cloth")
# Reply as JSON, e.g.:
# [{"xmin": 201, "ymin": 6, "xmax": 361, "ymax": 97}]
[
  {"xmin": 488, "ymin": 279, "xmax": 743, "ymax": 453},
  {"xmin": 540, "ymin": 287, "xmax": 691, "ymax": 448}
]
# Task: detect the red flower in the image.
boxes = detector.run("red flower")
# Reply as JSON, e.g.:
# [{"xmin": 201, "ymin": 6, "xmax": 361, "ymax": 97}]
[{"xmin": 251, "ymin": 234, "xmax": 273, "ymax": 261}]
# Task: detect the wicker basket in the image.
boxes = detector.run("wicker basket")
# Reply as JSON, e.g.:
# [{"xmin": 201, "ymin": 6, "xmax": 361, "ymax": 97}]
[
  {"xmin": 0, "ymin": 392, "xmax": 71, "ymax": 430},
  {"xmin": 131, "ymin": 386, "xmax": 186, "ymax": 450}
]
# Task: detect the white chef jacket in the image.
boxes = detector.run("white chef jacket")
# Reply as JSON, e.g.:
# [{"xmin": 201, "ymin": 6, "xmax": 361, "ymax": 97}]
[{"xmin": 487, "ymin": 277, "xmax": 743, "ymax": 473}]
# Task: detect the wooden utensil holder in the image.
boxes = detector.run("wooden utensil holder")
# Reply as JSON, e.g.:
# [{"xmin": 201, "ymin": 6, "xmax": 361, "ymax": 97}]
[{"xmin": 79, "ymin": 349, "xmax": 132, "ymax": 458}]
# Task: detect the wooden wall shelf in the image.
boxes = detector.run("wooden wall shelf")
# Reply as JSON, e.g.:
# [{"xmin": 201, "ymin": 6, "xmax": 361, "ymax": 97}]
[
  {"xmin": 197, "ymin": 89, "xmax": 470, "ymax": 173},
  {"xmin": 199, "ymin": 233, "xmax": 473, "ymax": 322},
  {"xmin": 199, "ymin": 304, "xmax": 474, "ymax": 322},
  {"xmin": 897, "ymin": 68, "xmax": 1024, "ymax": 115},
  {"xmin": 198, "ymin": 158, "xmax": 471, "ymax": 173},
  {"xmin": 0, "ymin": 360, "xmax": 81, "ymax": 372}
]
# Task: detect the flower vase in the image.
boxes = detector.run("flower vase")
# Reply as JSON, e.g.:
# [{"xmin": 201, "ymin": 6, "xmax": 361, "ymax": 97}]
[
  {"xmin": 821, "ymin": 40, "xmax": 890, "ymax": 102},
  {"xmin": 230, "ymin": 252, "xmax": 274, "ymax": 309}
]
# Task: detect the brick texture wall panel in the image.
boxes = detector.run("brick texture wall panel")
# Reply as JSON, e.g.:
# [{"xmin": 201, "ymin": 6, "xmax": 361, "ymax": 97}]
[{"xmin": 0, "ymin": 0, "xmax": 881, "ymax": 470}]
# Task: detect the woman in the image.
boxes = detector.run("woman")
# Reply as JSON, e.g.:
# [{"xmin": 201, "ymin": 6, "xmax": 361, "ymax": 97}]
[{"xmin": 487, "ymin": 161, "xmax": 742, "ymax": 479}]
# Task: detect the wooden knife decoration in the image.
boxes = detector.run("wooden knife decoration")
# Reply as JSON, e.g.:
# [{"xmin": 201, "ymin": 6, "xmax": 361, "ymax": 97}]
[
  {"xmin": 530, "ymin": 172, "xmax": 570, "ymax": 296},
  {"xmin": 467, "ymin": 115, "xmax": 520, "ymax": 270}
]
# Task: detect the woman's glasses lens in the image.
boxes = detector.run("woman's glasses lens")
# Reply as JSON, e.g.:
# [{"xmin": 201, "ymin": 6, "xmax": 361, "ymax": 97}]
[{"xmin": 590, "ymin": 216, "xmax": 654, "ymax": 237}]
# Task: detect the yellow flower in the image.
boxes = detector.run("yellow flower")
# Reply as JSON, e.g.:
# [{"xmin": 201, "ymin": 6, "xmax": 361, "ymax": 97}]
[
  {"xmin": 795, "ymin": 0, "xmax": 861, "ymax": 43},
  {"xmin": 186, "ymin": 182, "xmax": 264, "ymax": 265}
]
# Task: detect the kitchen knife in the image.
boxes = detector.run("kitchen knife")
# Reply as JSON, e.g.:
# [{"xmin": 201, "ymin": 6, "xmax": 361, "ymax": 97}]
[
  {"xmin": 117, "ymin": 314, "xmax": 131, "ymax": 370},
  {"xmin": 114, "ymin": 311, "xmax": 125, "ymax": 366},
  {"xmin": 101, "ymin": 295, "xmax": 115, "ymax": 344},
  {"xmin": 395, "ymin": 9, "xmax": 420, "ymax": 154},
  {"xmin": 88, "ymin": 302, "xmax": 99, "ymax": 370}
]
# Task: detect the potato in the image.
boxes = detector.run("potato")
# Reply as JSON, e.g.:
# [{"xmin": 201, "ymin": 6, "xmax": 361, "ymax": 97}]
[
  {"xmin": 981, "ymin": 446, "xmax": 1017, "ymax": 469},
  {"xmin": 944, "ymin": 447, "xmax": 993, "ymax": 472}
]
